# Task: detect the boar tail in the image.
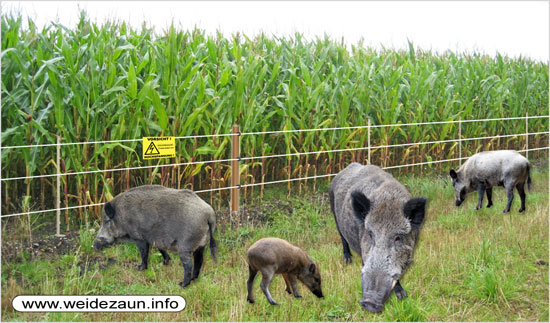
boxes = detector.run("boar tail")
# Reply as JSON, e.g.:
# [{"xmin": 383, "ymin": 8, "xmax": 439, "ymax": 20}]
[
  {"xmin": 527, "ymin": 163, "xmax": 532, "ymax": 192},
  {"xmin": 208, "ymin": 214, "xmax": 218, "ymax": 263}
]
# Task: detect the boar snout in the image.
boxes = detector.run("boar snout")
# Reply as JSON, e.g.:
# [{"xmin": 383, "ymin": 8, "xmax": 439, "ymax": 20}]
[
  {"xmin": 360, "ymin": 286, "xmax": 392, "ymax": 313},
  {"xmin": 360, "ymin": 299, "xmax": 383, "ymax": 313},
  {"xmin": 92, "ymin": 237, "xmax": 113, "ymax": 250},
  {"xmin": 312, "ymin": 289, "xmax": 324, "ymax": 298},
  {"xmin": 92, "ymin": 238, "xmax": 106, "ymax": 250},
  {"xmin": 361, "ymin": 271, "xmax": 395, "ymax": 312},
  {"xmin": 93, "ymin": 224, "xmax": 116, "ymax": 250}
]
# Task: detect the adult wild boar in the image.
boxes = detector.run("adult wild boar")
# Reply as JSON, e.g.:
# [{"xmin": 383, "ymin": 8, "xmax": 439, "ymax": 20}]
[
  {"xmin": 246, "ymin": 238, "xmax": 323, "ymax": 305},
  {"xmin": 449, "ymin": 150, "xmax": 531, "ymax": 213},
  {"xmin": 329, "ymin": 163, "xmax": 427, "ymax": 312},
  {"xmin": 92, "ymin": 185, "xmax": 217, "ymax": 287}
]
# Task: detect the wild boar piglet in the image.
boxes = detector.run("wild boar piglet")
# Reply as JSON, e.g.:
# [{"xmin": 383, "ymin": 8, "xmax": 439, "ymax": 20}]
[{"xmin": 246, "ymin": 237, "xmax": 323, "ymax": 305}]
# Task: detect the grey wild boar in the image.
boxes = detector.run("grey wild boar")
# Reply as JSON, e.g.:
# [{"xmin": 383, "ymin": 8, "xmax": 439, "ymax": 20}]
[
  {"xmin": 330, "ymin": 163, "xmax": 427, "ymax": 312},
  {"xmin": 246, "ymin": 237, "xmax": 323, "ymax": 305},
  {"xmin": 92, "ymin": 185, "xmax": 217, "ymax": 287},
  {"xmin": 449, "ymin": 150, "xmax": 531, "ymax": 213}
]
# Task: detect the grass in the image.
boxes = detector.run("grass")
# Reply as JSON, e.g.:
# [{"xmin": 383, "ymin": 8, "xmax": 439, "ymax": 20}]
[{"xmin": 1, "ymin": 167, "xmax": 548, "ymax": 321}]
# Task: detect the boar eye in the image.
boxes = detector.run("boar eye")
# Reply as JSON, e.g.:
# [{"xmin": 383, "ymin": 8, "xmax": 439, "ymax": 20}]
[{"xmin": 367, "ymin": 229, "xmax": 374, "ymax": 240}]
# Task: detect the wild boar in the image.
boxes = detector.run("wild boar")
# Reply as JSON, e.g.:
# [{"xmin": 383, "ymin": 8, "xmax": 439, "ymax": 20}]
[
  {"xmin": 92, "ymin": 185, "xmax": 217, "ymax": 287},
  {"xmin": 449, "ymin": 150, "xmax": 531, "ymax": 213},
  {"xmin": 329, "ymin": 163, "xmax": 427, "ymax": 312},
  {"xmin": 246, "ymin": 237, "xmax": 323, "ymax": 305}
]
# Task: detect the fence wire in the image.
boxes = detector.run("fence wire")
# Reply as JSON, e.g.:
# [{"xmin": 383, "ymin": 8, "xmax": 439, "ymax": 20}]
[
  {"xmin": 241, "ymin": 131, "xmax": 549, "ymax": 162},
  {"xmin": 2, "ymin": 131, "xmax": 548, "ymax": 182},
  {"xmin": 1, "ymin": 115, "xmax": 548, "ymax": 218},
  {"xmin": 240, "ymin": 115, "xmax": 549, "ymax": 136},
  {"xmin": 2, "ymin": 115, "xmax": 548, "ymax": 150},
  {"xmin": 1, "ymin": 157, "xmax": 239, "ymax": 182},
  {"xmin": 2, "ymin": 146, "xmax": 547, "ymax": 219},
  {"xmin": 1, "ymin": 133, "xmax": 236, "ymax": 150}
]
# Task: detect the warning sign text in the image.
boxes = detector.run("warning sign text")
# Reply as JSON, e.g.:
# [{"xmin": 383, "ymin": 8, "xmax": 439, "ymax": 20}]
[{"xmin": 142, "ymin": 137, "xmax": 176, "ymax": 160}]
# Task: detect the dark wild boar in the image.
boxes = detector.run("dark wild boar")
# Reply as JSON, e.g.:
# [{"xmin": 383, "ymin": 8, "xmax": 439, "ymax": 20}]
[
  {"xmin": 330, "ymin": 163, "xmax": 427, "ymax": 312},
  {"xmin": 92, "ymin": 185, "xmax": 217, "ymax": 287},
  {"xmin": 449, "ymin": 150, "xmax": 531, "ymax": 213},
  {"xmin": 246, "ymin": 237, "xmax": 323, "ymax": 305}
]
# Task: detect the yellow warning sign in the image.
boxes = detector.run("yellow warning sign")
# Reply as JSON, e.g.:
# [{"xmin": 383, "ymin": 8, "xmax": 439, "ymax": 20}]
[{"xmin": 142, "ymin": 137, "xmax": 176, "ymax": 160}]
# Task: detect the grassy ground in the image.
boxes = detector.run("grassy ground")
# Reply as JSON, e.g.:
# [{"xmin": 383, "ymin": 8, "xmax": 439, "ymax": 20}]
[{"xmin": 1, "ymin": 168, "xmax": 548, "ymax": 321}]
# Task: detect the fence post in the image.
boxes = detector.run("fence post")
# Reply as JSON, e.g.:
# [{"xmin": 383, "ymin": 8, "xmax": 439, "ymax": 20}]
[
  {"xmin": 55, "ymin": 135, "xmax": 64, "ymax": 237},
  {"xmin": 367, "ymin": 119, "xmax": 371, "ymax": 164},
  {"xmin": 231, "ymin": 125, "xmax": 240, "ymax": 216},
  {"xmin": 525, "ymin": 112, "xmax": 529, "ymax": 159},
  {"xmin": 458, "ymin": 117, "xmax": 462, "ymax": 160}
]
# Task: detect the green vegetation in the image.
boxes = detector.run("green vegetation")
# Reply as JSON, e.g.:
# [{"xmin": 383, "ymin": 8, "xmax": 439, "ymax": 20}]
[
  {"xmin": 2, "ymin": 170, "xmax": 548, "ymax": 321},
  {"xmin": 1, "ymin": 13, "xmax": 548, "ymax": 223},
  {"xmin": 1, "ymin": 11, "xmax": 548, "ymax": 320}
]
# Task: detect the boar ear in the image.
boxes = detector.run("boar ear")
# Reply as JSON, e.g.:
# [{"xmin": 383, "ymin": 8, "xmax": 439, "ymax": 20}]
[
  {"xmin": 104, "ymin": 202, "xmax": 116, "ymax": 219},
  {"xmin": 309, "ymin": 263, "xmax": 316, "ymax": 274},
  {"xmin": 351, "ymin": 191, "xmax": 370, "ymax": 222},
  {"xmin": 404, "ymin": 197, "xmax": 427, "ymax": 231},
  {"xmin": 449, "ymin": 169, "xmax": 458, "ymax": 179}
]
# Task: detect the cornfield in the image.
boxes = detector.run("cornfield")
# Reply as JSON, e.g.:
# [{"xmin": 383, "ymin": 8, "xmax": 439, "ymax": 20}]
[{"xmin": 1, "ymin": 13, "xmax": 548, "ymax": 225}]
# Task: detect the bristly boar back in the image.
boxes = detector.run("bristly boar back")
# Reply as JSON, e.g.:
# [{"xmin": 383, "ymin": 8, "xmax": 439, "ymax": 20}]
[
  {"xmin": 449, "ymin": 150, "xmax": 531, "ymax": 213},
  {"xmin": 92, "ymin": 185, "xmax": 217, "ymax": 287}
]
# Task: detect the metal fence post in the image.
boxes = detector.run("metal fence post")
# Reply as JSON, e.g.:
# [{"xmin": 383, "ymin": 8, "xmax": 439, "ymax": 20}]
[
  {"xmin": 55, "ymin": 135, "xmax": 64, "ymax": 237},
  {"xmin": 525, "ymin": 112, "xmax": 529, "ymax": 159},
  {"xmin": 458, "ymin": 117, "xmax": 462, "ymax": 160},
  {"xmin": 231, "ymin": 125, "xmax": 240, "ymax": 215},
  {"xmin": 367, "ymin": 119, "xmax": 371, "ymax": 164}
]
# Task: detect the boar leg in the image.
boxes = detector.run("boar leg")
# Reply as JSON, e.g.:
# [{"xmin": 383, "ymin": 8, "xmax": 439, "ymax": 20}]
[
  {"xmin": 289, "ymin": 274, "xmax": 302, "ymax": 298},
  {"xmin": 475, "ymin": 183, "xmax": 485, "ymax": 210},
  {"xmin": 503, "ymin": 184, "xmax": 514, "ymax": 213},
  {"xmin": 259, "ymin": 267, "xmax": 279, "ymax": 305},
  {"xmin": 135, "ymin": 240, "xmax": 150, "ymax": 271},
  {"xmin": 340, "ymin": 236, "xmax": 353, "ymax": 264},
  {"xmin": 486, "ymin": 187, "xmax": 493, "ymax": 208},
  {"xmin": 247, "ymin": 265, "xmax": 258, "ymax": 304},
  {"xmin": 393, "ymin": 280, "xmax": 407, "ymax": 299},
  {"xmin": 159, "ymin": 249, "xmax": 171, "ymax": 265},
  {"xmin": 282, "ymin": 274, "xmax": 293, "ymax": 294},
  {"xmin": 516, "ymin": 183, "xmax": 526, "ymax": 212},
  {"xmin": 191, "ymin": 246, "xmax": 205, "ymax": 280},
  {"xmin": 330, "ymin": 190, "xmax": 352, "ymax": 263},
  {"xmin": 178, "ymin": 251, "xmax": 194, "ymax": 288}
]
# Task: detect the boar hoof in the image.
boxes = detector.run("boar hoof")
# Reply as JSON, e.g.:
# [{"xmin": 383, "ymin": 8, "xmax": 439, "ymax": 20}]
[
  {"xmin": 163, "ymin": 259, "xmax": 171, "ymax": 266},
  {"xmin": 344, "ymin": 255, "xmax": 352, "ymax": 264},
  {"xmin": 294, "ymin": 294, "xmax": 302, "ymax": 299},
  {"xmin": 247, "ymin": 297, "xmax": 255, "ymax": 304},
  {"xmin": 474, "ymin": 206, "xmax": 481, "ymax": 210},
  {"xmin": 486, "ymin": 203, "xmax": 493, "ymax": 208},
  {"xmin": 285, "ymin": 287, "xmax": 292, "ymax": 294},
  {"xmin": 135, "ymin": 264, "xmax": 147, "ymax": 271},
  {"xmin": 179, "ymin": 281, "xmax": 191, "ymax": 288},
  {"xmin": 502, "ymin": 209, "xmax": 510, "ymax": 213},
  {"xmin": 518, "ymin": 207, "xmax": 525, "ymax": 213},
  {"xmin": 394, "ymin": 287, "xmax": 407, "ymax": 299},
  {"xmin": 268, "ymin": 300, "xmax": 280, "ymax": 306}
]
